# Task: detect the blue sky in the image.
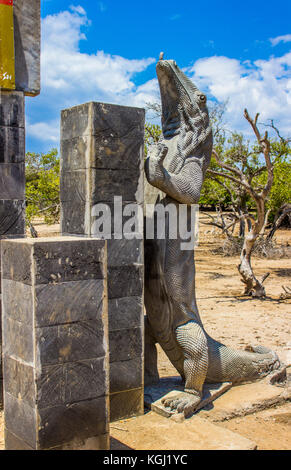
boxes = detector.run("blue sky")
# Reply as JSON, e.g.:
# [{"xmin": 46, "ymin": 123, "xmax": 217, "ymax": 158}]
[{"xmin": 26, "ymin": 0, "xmax": 291, "ymax": 153}]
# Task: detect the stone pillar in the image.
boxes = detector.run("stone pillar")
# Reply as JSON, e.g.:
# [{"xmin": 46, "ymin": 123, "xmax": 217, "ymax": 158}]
[
  {"xmin": 60, "ymin": 102, "xmax": 145, "ymax": 421},
  {"xmin": 0, "ymin": 0, "xmax": 41, "ymax": 404},
  {"xmin": 0, "ymin": 90, "xmax": 26, "ymax": 402},
  {"xmin": 1, "ymin": 237, "xmax": 109, "ymax": 450}
]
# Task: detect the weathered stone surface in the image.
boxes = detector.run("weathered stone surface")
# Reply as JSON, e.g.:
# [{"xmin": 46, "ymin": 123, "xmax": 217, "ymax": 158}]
[
  {"xmin": 110, "ymin": 358, "xmax": 143, "ymax": 394},
  {"xmin": 34, "ymin": 279, "xmax": 105, "ymax": 326},
  {"xmin": 108, "ymin": 265, "xmax": 143, "ymax": 299},
  {"xmin": 60, "ymin": 135, "xmax": 91, "ymax": 172},
  {"xmin": 61, "ymin": 199, "xmax": 87, "ymax": 235},
  {"xmin": 61, "ymin": 103, "xmax": 92, "ymax": 141},
  {"xmin": 108, "ymin": 296, "xmax": 143, "ymax": 331},
  {"xmin": 33, "ymin": 239, "xmax": 106, "ymax": 284},
  {"xmin": 107, "ymin": 239, "xmax": 143, "ymax": 267},
  {"xmin": 4, "ymin": 429, "xmax": 34, "ymax": 450},
  {"xmin": 60, "ymin": 170, "xmax": 87, "ymax": 203},
  {"xmin": 4, "ymin": 392, "xmax": 37, "ymax": 447},
  {"xmin": 35, "ymin": 321, "xmax": 107, "ymax": 367},
  {"xmin": 0, "ymin": 91, "xmax": 25, "ymax": 128},
  {"xmin": 0, "ymin": 200, "xmax": 25, "ymax": 237},
  {"xmin": 2, "ymin": 238, "xmax": 106, "ymax": 284},
  {"xmin": 13, "ymin": 0, "xmax": 41, "ymax": 96},
  {"xmin": 109, "ymin": 327, "xmax": 143, "ymax": 363},
  {"xmin": 38, "ymin": 396, "xmax": 108, "ymax": 449},
  {"xmin": 110, "ymin": 388, "xmax": 144, "ymax": 422},
  {"xmin": 0, "ymin": 163, "xmax": 25, "ymax": 199},
  {"xmin": 1, "ymin": 238, "xmax": 109, "ymax": 450},
  {"xmin": 3, "ymin": 356, "xmax": 35, "ymax": 407},
  {"xmin": 90, "ymin": 168, "xmax": 143, "ymax": 204},
  {"xmin": 0, "ymin": 127, "xmax": 25, "ymax": 163},
  {"xmin": 35, "ymin": 359, "xmax": 107, "ymax": 408},
  {"xmin": 109, "ymin": 411, "xmax": 257, "ymax": 450},
  {"xmin": 3, "ymin": 316, "xmax": 34, "ymax": 363},
  {"xmin": 2, "ymin": 279, "xmax": 33, "ymax": 324}
]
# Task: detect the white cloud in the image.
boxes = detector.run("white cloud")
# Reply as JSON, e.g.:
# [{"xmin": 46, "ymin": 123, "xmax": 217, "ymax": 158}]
[
  {"xmin": 27, "ymin": 5, "xmax": 291, "ymax": 150},
  {"xmin": 188, "ymin": 53, "xmax": 291, "ymax": 137},
  {"xmin": 27, "ymin": 120, "xmax": 60, "ymax": 143},
  {"xmin": 28, "ymin": 6, "xmax": 157, "ymax": 147},
  {"xmin": 270, "ymin": 34, "xmax": 291, "ymax": 46}
]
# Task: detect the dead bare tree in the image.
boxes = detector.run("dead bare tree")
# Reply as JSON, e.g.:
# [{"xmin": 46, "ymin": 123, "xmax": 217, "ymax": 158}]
[
  {"xmin": 280, "ymin": 285, "xmax": 291, "ymax": 300},
  {"xmin": 267, "ymin": 203, "xmax": 291, "ymax": 239},
  {"xmin": 207, "ymin": 109, "xmax": 275, "ymax": 297}
]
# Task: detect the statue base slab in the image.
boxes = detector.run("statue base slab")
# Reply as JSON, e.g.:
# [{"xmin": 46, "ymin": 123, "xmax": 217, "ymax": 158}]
[{"xmin": 145, "ymin": 377, "xmax": 232, "ymax": 419}]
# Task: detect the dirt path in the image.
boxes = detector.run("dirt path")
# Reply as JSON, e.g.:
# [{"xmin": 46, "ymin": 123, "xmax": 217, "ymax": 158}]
[{"xmin": 0, "ymin": 221, "xmax": 290, "ymax": 450}]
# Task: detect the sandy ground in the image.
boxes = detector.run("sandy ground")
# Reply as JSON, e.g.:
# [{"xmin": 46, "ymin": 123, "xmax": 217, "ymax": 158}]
[{"xmin": 0, "ymin": 219, "xmax": 290, "ymax": 450}]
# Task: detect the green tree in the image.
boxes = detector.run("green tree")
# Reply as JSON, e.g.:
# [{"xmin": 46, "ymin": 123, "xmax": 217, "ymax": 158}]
[
  {"xmin": 25, "ymin": 149, "xmax": 60, "ymax": 225},
  {"xmin": 144, "ymin": 122, "xmax": 162, "ymax": 157}
]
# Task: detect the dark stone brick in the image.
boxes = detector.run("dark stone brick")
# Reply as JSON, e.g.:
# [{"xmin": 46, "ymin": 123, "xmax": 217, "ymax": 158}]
[
  {"xmin": 60, "ymin": 135, "xmax": 90, "ymax": 171},
  {"xmin": 36, "ymin": 321, "xmax": 106, "ymax": 366},
  {"xmin": 35, "ymin": 364, "xmax": 64, "ymax": 408},
  {"xmin": 92, "ymin": 132, "xmax": 144, "ymax": 171},
  {"xmin": 0, "ymin": 127, "xmax": 25, "ymax": 164},
  {"xmin": 108, "ymin": 265, "xmax": 143, "ymax": 299},
  {"xmin": 33, "ymin": 239, "xmax": 106, "ymax": 284},
  {"xmin": 5, "ymin": 429, "xmax": 34, "ymax": 450},
  {"xmin": 61, "ymin": 103, "xmax": 91, "ymax": 141},
  {"xmin": 90, "ymin": 167, "xmax": 143, "ymax": 204},
  {"xmin": 60, "ymin": 169, "xmax": 87, "ymax": 203},
  {"xmin": 0, "ymin": 200, "xmax": 25, "ymax": 237},
  {"xmin": 0, "ymin": 163, "xmax": 25, "ymax": 199},
  {"xmin": 2, "ymin": 279, "xmax": 33, "ymax": 324},
  {"xmin": 91, "ymin": 102, "xmax": 145, "ymax": 145},
  {"xmin": 110, "ymin": 388, "xmax": 143, "ymax": 422},
  {"xmin": 13, "ymin": 0, "xmax": 41, "ymax": 96},
  {"xmin": 0, "ymin": 91, "xmax": 25, "ymax": 127},
  {"xmin": 35, "ymin": 279, "xmax": 106, "ymax": 327},
  {"xmin": 107, "ymin": 239, "xmax": 143, "ymax": 267},
  {"xmin": 3, "ymin": 317, "xmax": 34, "ymax": 363},
  {"xmin": 109, "ymin": 327, "xmax": 143, "ymax": 363},
  {"xmin": 3, "ymin": 355, "xmax": 35, "ymax": 407},
  {"xmin": 38, "ymin": 396, "xmax": 108, "ymax": 449},
  {"xmin": 110, "ymin": 357, "xmax": 143, "ymax": 393},
  {"xmin": 108, "ymin": 296, "xmax": 143, "ymax": 331},
  {"xmin": 60, "ymin": 199, "xmax": 86, "ymax": 235},
  {"xmin": 4, "ymin": 392, "xmax": 36, "ymax": 447},
  {"xmin": 1, "ymin": 240, "xmax": 31, "ymax": 283},
  {"xmin": 64, "ymin": 358, "xmax": 107, "ymax": 404}
]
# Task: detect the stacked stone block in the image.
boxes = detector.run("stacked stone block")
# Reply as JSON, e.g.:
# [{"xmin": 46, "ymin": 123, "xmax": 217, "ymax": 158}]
[
  {"xmin": 1, "ymin": 237, "xmax": 109, "ymax": 450},
  {"xmin": 0, "ymin": 90, "xmax": 26, "ymax": 402},
  {"xmin": 13, "ymin": 0, "xmax": 41, "ymax": 96},
  {"xmin": 60, "ymin": 102, "xmax": 145, "ymax": 421}
]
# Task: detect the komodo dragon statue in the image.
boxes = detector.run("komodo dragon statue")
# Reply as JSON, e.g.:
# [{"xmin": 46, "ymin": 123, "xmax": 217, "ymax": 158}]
[{"xmin": 144, "ymin": 54, "xmax": 282, "ymax": 417}]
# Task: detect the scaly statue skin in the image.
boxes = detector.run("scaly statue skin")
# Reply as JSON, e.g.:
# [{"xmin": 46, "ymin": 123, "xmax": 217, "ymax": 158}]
[{"xmin": 144, "ymin": 56, "xmax": 281, "ymax": 417}]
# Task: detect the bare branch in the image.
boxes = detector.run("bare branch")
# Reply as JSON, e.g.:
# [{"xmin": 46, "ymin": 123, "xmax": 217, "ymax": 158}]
[
  {"xmin": 207, "ymin": 168, "xmax": 252, "ymax": 193},
  {"xmin": 212, "ymin": 149, "xmax": 245, "ymax": 179}
]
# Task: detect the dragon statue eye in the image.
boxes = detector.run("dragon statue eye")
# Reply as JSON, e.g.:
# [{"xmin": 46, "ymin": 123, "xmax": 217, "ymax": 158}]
[{"xmin": 199, "ymin": 95, "xmax": 206, "ymax": 102}]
